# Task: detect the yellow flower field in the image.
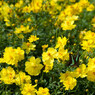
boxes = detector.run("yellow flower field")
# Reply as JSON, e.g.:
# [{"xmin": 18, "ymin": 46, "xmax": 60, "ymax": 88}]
[{"xmin": 0, "ymin": 0, "xmax": 95, "ymax": 95}]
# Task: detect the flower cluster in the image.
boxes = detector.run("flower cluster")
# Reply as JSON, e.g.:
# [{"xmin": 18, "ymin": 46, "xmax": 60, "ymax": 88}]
[
  {"xmin": 42, "ymin": 36, "xmax": 69, "ymax": 73},
  {"xmin": 0, "ymin": 47, "xmax": 24, "ymax": 66},
  {"xmin": 81, "ymin": 30, "xmax": 95, "ymax": 52}
]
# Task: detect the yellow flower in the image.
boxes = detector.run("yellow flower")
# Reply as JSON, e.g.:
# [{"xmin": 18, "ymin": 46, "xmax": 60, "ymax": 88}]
[
  {"xmin": 25, "ymin": 56, "xmax": 43, "ymax": 76},
  {"xmin": 86, "ymin": 4, "xmax": 95, "ymax": 11},
  {"xmin": 15, "ymin": 47, "xmax": 25, "ymax": 62},
  {"xmin": 37, "ymin": 87, "xmax": 50, "ymax": 95},
  {"xmin": 55, "ymin": 37, "xmax": 67, "ymax": 49},
  {"xmin": 79, "ymin": 0, "xmax": 90, "ymax": 9},
  {"xmin": 65, "ymin": 15, "xmax": 78, "ymax": 21},
  {"xmin": 81, "ymin": 40, "xmax": 95, "ymax": 51},
  {"xmin": 0, "ymin": 66, "xmax": 15, "ymax": 84},
  {"xmin": 42, "ymin": 48, "xmax": 57, "ymax": 62},
  {"xmin": 15, "ymin": 0, "xmax": 23, "ymax": 8},
  {"xmin": 81, "ymin": 31, "xmax": 95, "ymax": 51},
  {"xmin": 35, "ymin": 79, "xmax": 38, "ymax": 84},
  {"xmin": 22, "ymin": 42, "xmax": 36, "ymax": 54},
  {"xmin": 22, "ymin": 6, "xmax": 32, "ymax": 13},
  {"xmin": 61, "ymin": 20, "xmax": 76, "ymax": 30},
  {"xmin": 87, "ymin": 68, "xmax": 95, "ymax": 82},
  {"xmin": 21, "ymin": 84, "xmax": 36, "ymax": 95},
  {"xmin": 42, "ymin": 44, "xmax": 48, "ymax": 51},
  {"xmin": 15, "ymin": 71, "xmax": 31, "ymax": 86},
  {"xmin": 87, "ymin": 58, "xmax": 95, "ymax": 71},
  {"xmin": 14, "ymin": 25, "xmax": 31, "ymax": 34},
  {"xmin": 30, "ymin": 0, "xmax": 43, "ymax": 13},
  {"xmin": 60, "ymin": 71, "xmax": 77, "ymax": 90},
  {"xmin": 63, "ymin": 76, "xmax": 77, "ymax": 90},
  {"xmin": 43, "ymin": 59, "xmax": 54, "ymax": 73},
  {"xmin": 58, "ymin": 11, "xmax": 66, "ymax": 22},
  {"xmin": 57, "ymin": 48, "xmax": 69, "ymax": 62},
  {"xmin": 79, "ymin": 30, "xmax": 86, "ymax": 40},
  {"xmin": 0, "ymin": 3, "xmax": 12, "ymax": 19},
  {"xmin": 73, "ymin": 64, "xmax": 87, "ymax": 78},
  {"xmin": 60, "ymin": 71, "xmax": 72, "ymax": 83},
  {"xmin": 3, "ymin": 47, "xmax": 16, "ymax": 65},
  {"xmin": 83, "ymin": 31, "xmax": 95, "ymax": 40},
  {"xmin": 0, "ymin": 47, "xmax": 24, "ymax": 66},
  {"xmin": 28, "ymin": 35, "xmax": 39, "ymax": 43}
]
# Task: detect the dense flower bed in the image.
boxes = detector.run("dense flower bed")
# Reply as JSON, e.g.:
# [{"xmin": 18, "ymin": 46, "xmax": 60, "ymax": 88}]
[{"xmin": 0, "ymin": 0, "xmax": 95, "ymax": 95}]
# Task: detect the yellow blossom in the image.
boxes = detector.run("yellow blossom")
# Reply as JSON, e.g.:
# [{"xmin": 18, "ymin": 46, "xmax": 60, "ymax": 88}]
[
  {"xmin": 31, "ymin": 0, "xmax": 43, "ymax": 13},
  {"xmin": 0, "ymin": 47, "xmax": 24, "ymax": 66},
  {"xmin": 57, "ymin": 48, "xmax": 69, "ymax": 62},
  {"xmin": 0, "ymin": 67, "xmax": 15, "ymax": 84},
  {"xmin": 15, "ymin": 71, "xmax": 31, "ymax": 86},
  {"xmin": 42, "ymin": 48, "xmax": 57, "ymax": 62},
  {"xmin": 22, "ymin": 5, "xmax": 32, "ymax": 13},
  {"xmin": 61, "ymin": 20, "xmax": 76, "ymax": 30},
  {"xmin": 14, "ymin": 25, "xmax": 31, "ymax": 34},
  {"xmin": 42, "ymin": 44, "xmax": 48, "ymax": 51},
  {"xmin": 22, "ymin": 42, "xmax": 36, "ymax": 54},
  {"xmin": 87, "ymin": 58, "xmax": 95, "ymax": 71},
  {"xmin": 37, "ymin": 87, "xmax": 50, "ymax": 95},
  {"xmin": 43, "ymin": 59, "xmax": 54, "ymax": 73},
  {"xmin": 21, "ymin": 84, "xmax": 36, "ymax": 95},
  {"xmin": 73, "ymin": 64, "xmax": 87, "ymax": 78},
  {"xmin": 81, "ymin": 31, "xmax": 95, "ymax": 51},
  {"xmin": 55, "ymin": 37, "xmax": 67, "ymax": 49},
  {"xmin": 25, "ymin": 56, "xmax": 43, "ymax": 76},
  {"xmin": 86, "ymin": 4, "xmax": 95, "ymax": 11},
  {"xmin": 28, "ymin": 35, "xmax": 39, "ymax": 43},
  {"xmin": 87, "ymin": 68, "xmax": 95, "ymax": 82},
  {"xmin": 63, "ymin": 76, "xmax": 77, "ymax": 90}
]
